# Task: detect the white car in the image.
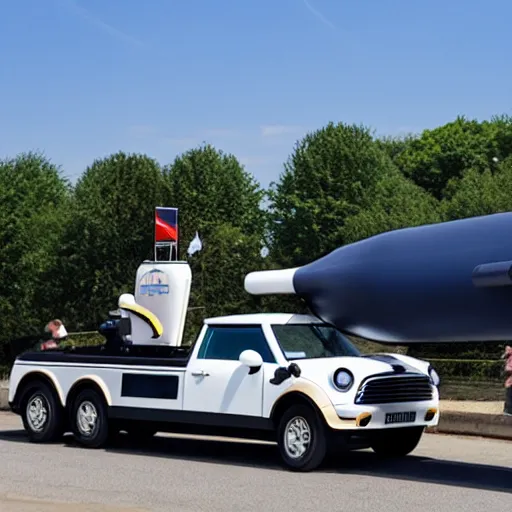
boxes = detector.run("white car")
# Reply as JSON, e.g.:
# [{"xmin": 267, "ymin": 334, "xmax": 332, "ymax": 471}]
[{"xmin": 7, "ymin": 261, "xmax": 440, "ymax": 472}]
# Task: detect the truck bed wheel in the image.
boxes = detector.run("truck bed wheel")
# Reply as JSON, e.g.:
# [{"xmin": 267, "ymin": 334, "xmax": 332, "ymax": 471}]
[
  {"xmin": 21, "ymin": 381, "xmax": 63, "ymax": 443},
  {"xmin": 370, "ymin": 427, "xmax": 424, "ymax": 457},
  {"xmin": 276, "ymin": 404, "xmax": 327, "ymax": 471},
  {"xmin": 70, "ymin": 388, "xmax": 109, "ymax": 448}
]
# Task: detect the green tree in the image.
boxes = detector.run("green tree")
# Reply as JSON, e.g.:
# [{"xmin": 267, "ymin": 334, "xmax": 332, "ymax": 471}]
[
  {"xmin": 442, "ymin": 157, "xmax": 512, "ymax": 220},
  {"xmin": 391, "ymin": 115, "xmax": 512, "ymax": 200},
  {"xmin": 163, "ymin": 144, "xmax": 269, "ymax": 333},
  {"xmin": 51, "ymin": 152, "xmax": 171, "ymax": 329},
  {"xmin": 376, "ymin": 133, "xmax": 418, "ymax": 161},
  {"xmin": 267, "ymin": 122, "xmax": 413, "ymax": 267},
  {"xmin": 0, "ymin": 152, "xmax": 71, "ymax": 342},
  {"xmin": 342, "ymin": 170, "xmax": 442, "ymax": 243},
  {"xmin": 163, "ymin": 144, "xmax": 267, "ymax": 251}
]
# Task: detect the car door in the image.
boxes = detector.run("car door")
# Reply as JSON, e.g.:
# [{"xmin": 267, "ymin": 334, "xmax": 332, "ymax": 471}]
[{"xmin": 183, "ymin": 324, "xmax": 277, "ymax": 417}]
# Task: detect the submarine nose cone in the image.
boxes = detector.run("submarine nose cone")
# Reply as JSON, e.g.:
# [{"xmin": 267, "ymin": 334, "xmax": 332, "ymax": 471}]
[{"xmin": 244, "ymin": 267, "xmax": 299, "ymax": 295}]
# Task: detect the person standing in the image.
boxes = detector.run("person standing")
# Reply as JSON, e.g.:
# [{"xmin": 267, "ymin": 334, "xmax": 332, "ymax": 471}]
[{"xmin": 503, "ymin": 345, "xmax": 512, "ymax": 416}]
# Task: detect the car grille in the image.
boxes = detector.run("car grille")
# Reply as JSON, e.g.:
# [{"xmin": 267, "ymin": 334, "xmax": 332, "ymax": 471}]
[{"xmin": 354, "ymin": 374, "xmax": 433, "ymax": 405}]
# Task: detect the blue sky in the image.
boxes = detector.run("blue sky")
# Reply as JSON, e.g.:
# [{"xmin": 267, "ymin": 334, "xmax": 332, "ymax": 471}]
[{"xmin": 1, "ymin": 0, "xmax": 510, "ymax": 188}]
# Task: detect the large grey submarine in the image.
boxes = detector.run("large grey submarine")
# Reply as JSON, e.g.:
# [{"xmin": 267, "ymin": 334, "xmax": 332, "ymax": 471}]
[{"xmin": 245, "ymin": 212, "xmax": 512, "ymax": 344}]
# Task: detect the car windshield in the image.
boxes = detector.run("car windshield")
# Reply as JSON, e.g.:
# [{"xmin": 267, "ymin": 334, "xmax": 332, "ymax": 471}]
[{"xmin": 271, "ymin": 324, "xmax": 361, "ymax": 360}]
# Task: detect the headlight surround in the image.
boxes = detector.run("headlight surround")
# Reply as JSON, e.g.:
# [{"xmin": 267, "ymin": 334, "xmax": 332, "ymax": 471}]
[
  {"xmin": 428, "ymin": 365, "xmax": 440, "ymax": 386},
  {"xmin": 332, "ymin": 368, "xmax": 354, "ymax": 391}
]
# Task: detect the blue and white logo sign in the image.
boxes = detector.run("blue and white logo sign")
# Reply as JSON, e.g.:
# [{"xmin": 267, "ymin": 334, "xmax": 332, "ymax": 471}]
[{"xmin": 138, "ymin": 269, "xmax": 169, "ymax": 296}]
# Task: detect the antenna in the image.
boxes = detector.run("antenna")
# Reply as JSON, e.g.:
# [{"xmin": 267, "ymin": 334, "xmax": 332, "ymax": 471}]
[{"xmin": 154, "ymin": 206, "xmax": 179, "ymax": 261}]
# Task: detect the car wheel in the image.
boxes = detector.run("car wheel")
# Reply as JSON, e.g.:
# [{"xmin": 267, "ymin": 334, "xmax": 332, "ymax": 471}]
[
  {"xmin": 70, "ymin": 388, "xmax": 109, "ymax": 448},
  {"xmin": 21, "ymin": 381, "xmax": 64, "ymax": 443},
  {"xmin": 277, "ymin": 404, "xmax": 327, "ymax": 471},
  {"xmin": 370, "ymin": 426, "xmax": 424, "ymax": 457}
]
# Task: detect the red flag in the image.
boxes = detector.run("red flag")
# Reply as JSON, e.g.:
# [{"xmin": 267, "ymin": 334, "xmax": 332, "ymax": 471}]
[{"xmin": 155, "ymin": 207, "xmax": 178, "ymax": 242}]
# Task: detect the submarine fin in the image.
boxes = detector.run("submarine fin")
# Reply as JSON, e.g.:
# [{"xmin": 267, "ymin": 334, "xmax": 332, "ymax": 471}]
[
  {"xmin": 244, "ymin": 268, "xmax": 299, "ymax": 295},
  {"xmin": 472, "ymin": 260, "xmax": 512, "ymax": 288}
]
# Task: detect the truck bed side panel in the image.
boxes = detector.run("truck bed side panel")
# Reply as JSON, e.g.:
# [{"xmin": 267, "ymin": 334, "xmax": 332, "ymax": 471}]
[{"xmin": 11, "ymin": 360, "xmax": 186, "ymax": 411}]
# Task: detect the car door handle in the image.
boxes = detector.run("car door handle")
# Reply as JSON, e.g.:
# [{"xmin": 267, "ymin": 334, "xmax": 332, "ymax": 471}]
[{"xmin": 191, "ymin": 370, "xmax": 210, "ymax": 377}]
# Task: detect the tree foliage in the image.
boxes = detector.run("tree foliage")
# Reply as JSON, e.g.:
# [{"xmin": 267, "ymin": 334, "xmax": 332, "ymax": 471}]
[
  {"xmin": 49, "ymin": 152, "xmax": 170, "ymax": 329},
  {"xmin": 387, "ymin": 115, "xmax": 512, "ymax": 200},
  {"xmin": 163, "ymin": 145, "xmax": 269, "ymax": 336},
  {"xmin": 163, "ymin": 144, "xmax": 267, "ymax": 251},
  {"xmin": 342, "ymin": 170, "xmax": 442, "ymax": 243},
  {"xmin": 441, "ymin": 156, "xmax": 512, "ymax": 220},
  {"xmin": 0, "ymin": 152, "xmax": 71, "ymax": 341},
  {"xmin": 267, "ymin": 122, "xmax": 421, "ymax": 266}
]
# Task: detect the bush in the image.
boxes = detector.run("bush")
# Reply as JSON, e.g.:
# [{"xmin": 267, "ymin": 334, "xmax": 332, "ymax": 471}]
[
  {"xmin": 0, "ymin": 342, "xmax": 9, "ymax": 369},
  {"xmin": 0, "ymin": 332, "xmax": 105, "ymax": 375},
  {"xmin": 407, "ymin": 341, "xmax": 507, "ymax": 360},
  {"xmin": 438, "ymin": 379, "xmax": 504, "ymax": 401},
  {"xmin": 59, "ymin": 333, "xmax": 105, "ymax": 349},
  {"xmin": 431, "ymin": 358, "xmax": 504, "ymax": 382}
]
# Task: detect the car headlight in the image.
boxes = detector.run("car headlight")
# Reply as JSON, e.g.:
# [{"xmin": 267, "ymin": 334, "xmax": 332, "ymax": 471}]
[
  {"xmin": 333, "ymin": 368, "xmax": 354, "ymax": 391},
  {"xmin": 428, "ymin": 365, "xmax": 440, "ymax": 386}
]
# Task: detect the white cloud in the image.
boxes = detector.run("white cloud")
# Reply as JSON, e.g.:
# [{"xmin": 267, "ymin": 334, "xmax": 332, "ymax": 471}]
[
  {"xmin": 303, "ymin": 0, "xmax": 336, "ymax": 30},
  {"xmin": 56, "ymin": 0, "xmax": 146, "ymax": 48},
  {"xmin": 260, "ymin": 125, "xmax": 303, "ymax": 137}
]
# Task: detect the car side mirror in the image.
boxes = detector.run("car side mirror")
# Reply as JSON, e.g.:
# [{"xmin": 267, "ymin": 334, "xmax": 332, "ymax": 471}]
[{"xmin": 239, "ymin": 349, "xmax": 263, "ymax": 374}]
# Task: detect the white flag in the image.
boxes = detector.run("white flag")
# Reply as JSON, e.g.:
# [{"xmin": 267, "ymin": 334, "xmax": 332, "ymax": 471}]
[{"xmin": 187, "ymin": 231, "xmax": 202, "ymax": 256}]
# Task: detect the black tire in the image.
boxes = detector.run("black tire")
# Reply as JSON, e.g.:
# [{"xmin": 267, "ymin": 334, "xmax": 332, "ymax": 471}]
[
  {"xmin": 276, "ymin": 404, "xmax": 327, "ymax": 471},
  {"xmin": 20, "ymin": 380, "xmax": 64, "ymax": 443},
  {"xmin": 370, "ymin": 426, "xmax": 424, "ymax": 457},
  {"xmin": 69, "ymin": 388, "xmax": 109, "ymax": 448}
]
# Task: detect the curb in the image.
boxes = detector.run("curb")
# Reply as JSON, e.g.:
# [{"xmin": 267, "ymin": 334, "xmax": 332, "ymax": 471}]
[
  {"xmin": 0, "ymin": 387, "xmax": 8, "ymax": 411},
  {"xmin": 427, "ymin": 411, "xmax": 512, "ymax": 440}
]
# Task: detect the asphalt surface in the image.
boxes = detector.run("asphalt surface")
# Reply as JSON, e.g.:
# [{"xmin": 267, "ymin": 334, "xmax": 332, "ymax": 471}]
[{"xmin": 0, "ymin": 412, "xmax": 510, "ymax": 511}]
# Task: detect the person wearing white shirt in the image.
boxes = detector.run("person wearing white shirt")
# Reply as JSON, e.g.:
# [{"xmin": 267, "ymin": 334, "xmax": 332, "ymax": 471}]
[{"xmin": 41, "ymin": 319, "xmax": 68, "ymax": 350}]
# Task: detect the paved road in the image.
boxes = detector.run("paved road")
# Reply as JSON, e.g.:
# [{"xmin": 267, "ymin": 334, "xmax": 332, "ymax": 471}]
[{"xmin": 0, "ymin": 412, "xmax": 510, "ymax": 511}]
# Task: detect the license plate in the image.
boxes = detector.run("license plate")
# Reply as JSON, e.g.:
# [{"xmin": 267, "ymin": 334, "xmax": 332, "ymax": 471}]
[{"xmin": 385, "ymin": 411, "xmax": 416, "ymax": 424}]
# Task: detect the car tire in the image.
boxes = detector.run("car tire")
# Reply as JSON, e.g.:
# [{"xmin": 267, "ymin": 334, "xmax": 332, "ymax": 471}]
[
  {"xmin": 20, "ymin": 381, "xmax": 64, "ymax": 443},
  {"xmin": 70, "ymin": 388, "xmax": 109, "ymax": 448},
  {"xmin": 370, "ymin": 426, "xmax": 424, "ymax": 457},
  {"xmin": 276, "ymin": 404, "xmax": 327, "ymax": 472}
]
